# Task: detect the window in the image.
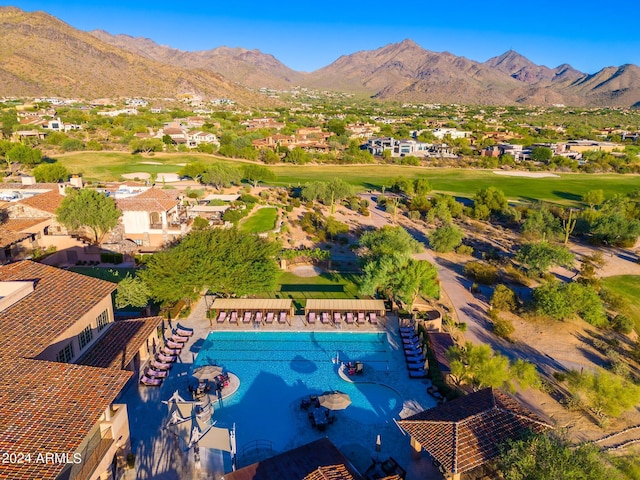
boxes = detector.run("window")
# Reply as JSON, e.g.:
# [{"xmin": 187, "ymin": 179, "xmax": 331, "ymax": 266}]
[
  {"xmin": 78, "ymin": 325, "xmax": 93, "ymax": 350},
  {"xmin": 96, "ymin": 310, "xmax": 110, "ymax": 332},
  {"xmin": 56, "ymin": 342, "xmax": 74, "ymax": 363}
]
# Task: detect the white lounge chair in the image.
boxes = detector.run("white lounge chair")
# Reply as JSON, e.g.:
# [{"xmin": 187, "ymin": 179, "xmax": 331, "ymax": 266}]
[
  {"xmin": 217, "ymin": 311, "xmax": 227, "ymax": 323},
  {"xmin": 368, "ymin": 312, "xmax": 377, "ymax": 324},
  {"xmin": 357, "ymin": 312, "xmax": 366, "ymax": 325},
  {"xmin": 321, "ymin": 312, "xmax": 330, "ymax": 324},
  {"xmin": 243, "ymin": 311, "xmax": 252, "ymax": 323},
  {"xmin": 255, "ymin": 312, "xmax": 263, "ymax": 324},
  {"xmin": 345, "ymin": 312, "xmax": 354, "ymax": 324},
  {"xmin": 230, "ymin": 311, "xmax": 238, "ymax": 324},
  {"xmin": 265, "ymin": 312, "xmax": 274, "ymax": 324},
  {"xmin": 308, "ymin": 312, "xmax": 316, "ymax": 324},
  {"xmin": 279, "ymin": 311, "xmax": 287, "ymax": 324},
  {"xmin": 333, "ymin": 312, "xmax": 342, "ymax": 326}
]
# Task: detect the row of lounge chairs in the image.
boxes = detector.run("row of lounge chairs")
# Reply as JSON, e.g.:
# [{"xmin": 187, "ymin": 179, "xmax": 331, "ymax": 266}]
[
  {"xmin": 140, "ymin": 324, "xmax": 194, "ymax": 386},
  {"xmin": 307, "ymin": 311, "xmax": 377, "ymax": 327},
  {"xmin": 401, "ymin": 325, "xmax": 428, "ymax": 379},
  {"xmin": 217, "ymin": 310, "xmax": 288, "ymax": 325}
]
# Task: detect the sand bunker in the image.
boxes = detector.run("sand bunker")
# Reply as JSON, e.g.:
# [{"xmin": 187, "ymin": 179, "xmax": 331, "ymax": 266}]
[
  {"xmin": 291, "ymin": 265, "xmax": 323, "ymax": 277},
  {"xmin": 493, "ymin": 171, "xmax": 560, "ymax": 178},
  {"xmin": 156, "ymin": 173, "xmax": 180, "ymax": 183},
  {"xmin": 122, "ymin": 172, "xmax": 151, "ymax": 180},
  {"xmin": 139, "ymin": 161, "xmax": 162, "ymax": 165}
]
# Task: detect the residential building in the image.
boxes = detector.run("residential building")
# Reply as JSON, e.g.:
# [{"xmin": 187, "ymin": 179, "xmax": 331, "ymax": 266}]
[
  {"xmin": 187, "ymin": 131, "xmax": 219, "ymax": 148},
  {"xmin": 432, "ymin": 128, "xmax": 471, "ymax": 140},
  {"xmin": 242, "ymin": 118, "xmax": 286, "ymax": 131},
  {"xmin": 0, "ymin": 260, "xmax": 163, "ymax": 480},
  {"xmin": 345, "ymin": 122, "xmax": 380, "ymax": 139}
]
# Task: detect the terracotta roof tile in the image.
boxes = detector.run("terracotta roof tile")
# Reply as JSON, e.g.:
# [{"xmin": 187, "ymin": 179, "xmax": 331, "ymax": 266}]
[
  {"xmin": 77, "ymin": 317, "xmax": 163, "ymax": 369},
  {"xmin": 116, "ymin": 188, "xmax": 179, "ymax": 212},
  {"xmin": 303, "ymin": 464, "xmax": 356, "ymax": 480},
  {"xmin": 0, "ymin": 261, "xmax": 117, "ymax": 358},
  {"xmin": 16, "ymin": 189, "xmax": 64, "ymax": 215},
  {"xmin": 397, "ymin": 388, "xmax": 552, "ymax": 474}
]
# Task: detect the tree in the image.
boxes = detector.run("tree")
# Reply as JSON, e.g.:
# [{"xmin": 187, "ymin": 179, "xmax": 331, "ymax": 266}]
[
  {"xmin": 591, "ymin": 214, "xmax": 640, "ymax": 247},
  {"xmin": 32, "ymin": 162, "xmax": 69, "ymax": 183},
  {"xmin": 327, "ymin": 119, "xmax": 346, "ymax": 136},
  {"xmin": 473, "ymin": 186, "xmax": 507, "ymax": 219},
  {"xmin": 130, "ymin": 138, "xmax": 163, "ymax": 154},
  {"xmin": 178, "ymin": 162, "xmax": 206, "ymax": 180},
  {"xmin": 583, "ymin": 189, "xmax": 604, "ymax": 209},
  {"xmin": 6, "ymin": 144, "xmax": 42, "ymax": 167},
  {"xmin": 521, "ymin": 208, "xmax": 562, "ymax": 241},
  {"xmin": 568, "ymin": 369, "xmax": 640, "ymax": 418},
  {"xmin": 515, "ymin": 242, "xmax": 574, "ymax": 277},
  {"xmin": 429, "ymin": 223, "xmax": 464, "ymax": 253},
  {"xmin": 531, "ymin": 146, "xmax": 553, "ymax": 162},
  {"xmin": 532, "ymin": 281, "xmax": 607, "ymax": 326},
  {"xmin": 201, "ymin": 162, "xmax": 241, "ymax": 189},
  {"xmin": 241, "ymin": 164, "xmax": 277, "ymax": 187},
  {"xmin": 1, "ymin": 110, "xmax": 18, "ymax": 138},
  {"xmin": 56, "ymin": 188, "xmax": 120, "ymax": 243},
  {"xmin": 324, "ymin": 179, "xmax": 354, "ymax": 214},
  {"xmin": 395, "ymin": 259, "xmax": 440, "ymax": 310},
  {"xmin": 499, "ymin": 432, "xmax": 619, "ymax": 480},
  {"xmin": 115, "ymin": 275, "xmax": 151, "ymax": 309}
]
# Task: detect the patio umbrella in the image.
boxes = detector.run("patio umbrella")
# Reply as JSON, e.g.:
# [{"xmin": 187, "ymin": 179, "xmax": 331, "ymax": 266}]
[
  {"xmin": 192, "ymin": 365, "xmax": 223, "ymax": 381},
  {"xmin": 318, "ymin": 391, "xmax": 351, "ymax": 410}
]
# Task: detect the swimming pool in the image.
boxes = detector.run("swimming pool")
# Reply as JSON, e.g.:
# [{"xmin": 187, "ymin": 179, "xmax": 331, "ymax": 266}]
[{"xmin": 194, "ymin": 331, "xmax": 404, "ymax": 451}]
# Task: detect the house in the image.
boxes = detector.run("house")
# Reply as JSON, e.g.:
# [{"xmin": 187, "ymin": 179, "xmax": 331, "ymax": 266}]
[
  {"xmin": 0, "ymin": 260, "xmax": 164, "ymax": 480},
  {"xmin": 432, "ymin": 128, "xmax": 471, "ymax": 140},
  {"xmin": 187, "ymin": 131, "xmax": 219, "ymax": 148},
  {"xmin": 115, "ymin": 187, "xmax": 188, "ymax": 249},
  {"xmin": 345, "ymin": 122, "xmax": 380, "ymax": 139},
  {"xmin": 397, "ymin": 388, "xmax": 552, "ymax": 480},
  {"xmin": 160, "ymin": 127, "xmax": 188, "ymax": 145},
  {"xmin": 366, "ymin": 137, "xmax": 395, "ymax": 155},
  {"xmin": 242, "ymin": 118, "xmax": 286, "ymax": 131}
]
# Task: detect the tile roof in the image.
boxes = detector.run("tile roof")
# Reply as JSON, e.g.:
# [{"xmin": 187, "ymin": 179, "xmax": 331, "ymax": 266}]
[
  {"xmin": 15, "ymin": 189, "xmax": 64, "ymax": 215},
  {"xmin": 397, "ymin": 388, "xmax": 552, "ymax": 474},
  {"xmin": 0, "ymin": 260, "xmax": 117, "ymax": 358},
  {"xmin": 223, "ymin": 438, "xmax": 364, "ymax": 480},
  {"xmin": 0, "ymin": 218, "xmax": 47, "ymax": 247},
  {"xmin": 77, "ymin": 317, "xmax": 163, "ymax": 369},
  {"xmin": 0, "ymin": 358, "xmax": 131, "ymax": 480},
  {"xmin": 116, "ymin": 187, "xmax": 179, "ymax": 212}
]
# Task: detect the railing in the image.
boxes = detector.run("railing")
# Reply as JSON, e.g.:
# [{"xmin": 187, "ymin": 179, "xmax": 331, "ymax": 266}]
[
  {"xmin": 238, "ymin": 439, "xmax": 274, "ymax": 463},
  {"xmin": 65, "ymin": 427, "xmax": 114, "ymax": 480},
  {"xmin": 149, "ymin": 223, "xmax": 164, "ymax": 230}
]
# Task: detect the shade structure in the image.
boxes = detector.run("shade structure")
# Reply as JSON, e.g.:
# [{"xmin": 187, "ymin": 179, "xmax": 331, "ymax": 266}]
[
  {"xmin": 197, "ymin": 425, "xmax": 234, "ymax": 452},
  {"xmin": 318, "ymin": 391, "xmax": 351, "ymax": 410},
  {"xmin": 192, "ymin": 365, "xmax": 223, "ymax": 381}
]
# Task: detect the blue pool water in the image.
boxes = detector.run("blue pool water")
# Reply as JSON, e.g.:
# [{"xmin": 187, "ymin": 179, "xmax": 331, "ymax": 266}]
[{"xmin": 194, "ymin": 331, "xmax": 403, "ymax": 450}]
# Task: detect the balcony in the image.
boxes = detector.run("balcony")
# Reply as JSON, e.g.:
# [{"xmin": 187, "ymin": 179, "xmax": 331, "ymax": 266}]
[{"xmin": 57, "ymin": 427, "xmax": 113, "ymax": 480}]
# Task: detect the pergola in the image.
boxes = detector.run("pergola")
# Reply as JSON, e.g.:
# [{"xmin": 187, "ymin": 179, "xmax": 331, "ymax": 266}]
[
  {"xmin": 211, "ymin": 298, "xmax": 294, "ymax": 317},
  {"xmin": 304, "ymin": 299, "xmax": 385, "ymax": 316}
]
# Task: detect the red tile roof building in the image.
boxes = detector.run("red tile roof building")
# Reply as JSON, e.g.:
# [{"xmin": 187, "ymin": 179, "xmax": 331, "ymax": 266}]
[{"xmin": 397, "ymin": 388, "xmax": 552, "ymax": 478}]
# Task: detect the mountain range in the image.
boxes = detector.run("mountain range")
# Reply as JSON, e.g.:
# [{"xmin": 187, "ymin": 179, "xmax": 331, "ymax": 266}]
[{"xmin": 1, "ymin": 6, "xmax": 639, "ymax": 107}]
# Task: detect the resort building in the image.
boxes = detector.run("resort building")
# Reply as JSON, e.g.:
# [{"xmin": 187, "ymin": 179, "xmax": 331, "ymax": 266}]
[{"xmin": 0, "ymin": 260, "xmax": 163, "ymax": 480}]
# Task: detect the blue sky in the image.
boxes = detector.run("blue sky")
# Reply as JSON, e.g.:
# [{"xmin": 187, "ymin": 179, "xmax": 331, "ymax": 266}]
[{"xmin": 10, "ymin": 1, "xmax": 640, "ymax": 73}]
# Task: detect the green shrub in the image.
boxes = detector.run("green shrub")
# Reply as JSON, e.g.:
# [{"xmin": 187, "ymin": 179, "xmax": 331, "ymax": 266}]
[
  {"xmin": 493, "ymin": 316, "xmax": 515, "ymax": 339},
  {"xmin": 464, "ymin": 261, "xmax": 498, "ymax": 285},
  {"xmin": 455, "ymin": 244, "xmax": 473, "ymax": 256},
  {"xmin": 491, "ymin": 284, "xmax": 518, "ymax": 312},
  {"xmin": 611, "ymin": 314, "xmax": 634, "ymax": 334}
]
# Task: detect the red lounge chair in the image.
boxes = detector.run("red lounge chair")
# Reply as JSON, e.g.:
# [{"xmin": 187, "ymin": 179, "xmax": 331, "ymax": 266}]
[
  {"xmin": 161, "ymin": 345, "xmax": 181, "ymax": 355},
  {"xmin": 265, "ymin": 312, "xmax": 274, "ymax": 323},
  {"xmin": 175, "ymin": 324, "xmax": 194, "ymax": 336},
  {"xmin": 243, "ymin": 311, "xmax": 252, "ymax": 323},
  {"xmin": 279, "ymin": 311, "xmax": 287, "ymax": 324},
  {"xmin": 217, "ymin": 311, "xmax": 227, "ymax": 323},
  {"xmin": 140, "ymin": 375, "xmax": 163, "ymax": 386},
  {"xmin": 165, "ymin": 340, "xmax": 183, "ymax": 349},
  {"xmin": 151, "ymin": 359, "xmax": 172, "ymax": 370},
  {"xmin": 345, "ymin": 312, "xmax": 354, "ymax": 324},
  {"xmin": 156, "ymin": 353, "xmax": 177, "ymax": 363},
  {"xmin": 145, "ymin": 367, "xmax": 168, "ymax": 378},
  {"xmin": 308, "ymin": 312, "xmax": 316, "ymax": 324}
]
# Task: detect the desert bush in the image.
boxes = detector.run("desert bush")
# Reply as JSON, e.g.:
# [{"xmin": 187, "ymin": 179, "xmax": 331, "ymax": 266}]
[
  {"xmin": 491, "ymin": 284, "xmax": 518, "ymax": 312},
  {"xmin": 456, "ymin": 244, "xmax": 474, "ymax": 256},
  {"xmin": 464, "ymin": 261, "xmax": 498, "ymax": 285},
  {"xmin": 493, "ymin": 315, "xmax": 515, "ymax": 339}
]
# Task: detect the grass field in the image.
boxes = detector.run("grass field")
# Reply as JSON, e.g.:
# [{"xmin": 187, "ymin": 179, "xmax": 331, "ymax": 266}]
[
  {"xmin": 240, "ymin": 207, "xmax": 278, "ymax": 233},
  {"xmin": 69, "ymin": 266, "xmax": 137, "ymax": 283},
  {"xmin": 54, "ymin": 152, "xmax": 640, "ymax": 204},
  {"xmin": 263, "ymin": 271, "xmax": 363, "ymax": 313},
  {"xmin": 601, "ymin": 275, "xmax": 640, "ymax": 332}
]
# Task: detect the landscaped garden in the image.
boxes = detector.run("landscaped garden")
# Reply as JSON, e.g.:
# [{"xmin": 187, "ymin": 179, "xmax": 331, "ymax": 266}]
[
  {"xmin": 602, "ymin": 275, "xmax": 640, "ymax": 332},
  {"xmin": 240, "ymin": 207, "xmax": 278, "ymax": 233}
]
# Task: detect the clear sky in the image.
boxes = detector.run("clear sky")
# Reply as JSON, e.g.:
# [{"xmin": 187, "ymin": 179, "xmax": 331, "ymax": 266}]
[{"xmin": 9, "ymin": 0, "xmax": 640, "ymax": 74}]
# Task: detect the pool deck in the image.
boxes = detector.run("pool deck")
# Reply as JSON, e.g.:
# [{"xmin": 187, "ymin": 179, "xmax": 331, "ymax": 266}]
[{"xmin": 120, "ymin": 295, "xmax": 444, "ymax": 480}]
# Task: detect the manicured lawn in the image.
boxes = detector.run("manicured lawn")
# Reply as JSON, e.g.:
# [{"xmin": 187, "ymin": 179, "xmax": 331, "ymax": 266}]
[
  {"xmin": 602, "ymin": 275, "xmax": 640, "ymax": 332},
  {"xmin": 54, "ymin": 151, "xmax": 640, "ymax": 204},
  {"xmin": 263, "ymin": 271, "xmax": 363, "ymax": 313},
  {"xmin": 240, "ymin": 207, "xmax": 278, "ymax": 233},
  {"xmin": 68, "ymin": 266, "xmax": 137, "ymax": 283}
]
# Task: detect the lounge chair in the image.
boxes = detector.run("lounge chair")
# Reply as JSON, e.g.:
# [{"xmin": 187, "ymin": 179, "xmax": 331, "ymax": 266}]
[
  {"xmin": 140, "ymin": 374, "xmax": 163, "ymax": 386},
  {"xmin": 333, "ymin": 312, "xmax": 342, "ymax": 326},
  {"xmin": 404, "ymin": 346, "xmax": 423, "ymax": 356},
  {"xmin": 217, "ymin": 311, "xmax": 227, "ymax": 323},
  {"xmin": 399, "ymin": 326, "xmax": 415, "ymax": 334},
  {"xmin": 354, "ymin": 361, "xmax": 364, "ymax": 374},
  {"xmin": 151, "ymin": 359, "xmax": 172, "ymax": 370},
  {"xmin": 405, "ymin": 352, "xmax": 426, "ymax": 362},
  {"xmin": 279, "ymin": 311, "xmax": 287, "ymax": 324},
  {"xmin": 156, "ymin": 353, "xmax": 177, "ymax": 363},
  {"xmin": 243, "ymin": 311, "xmax": 252, "ymax": 324},
  {"xmin": 160, "ymin": 345, "xmax": 181, "ymax": 356},
  {"xmin": 345, "ymin": 312, "xmax": 354, "ymax": 324},
  {"xmin": 255, "ymin": 312, "xmax": 263, "ymax": 324},
  {"xmin": 230, "ymin": 311, "xmax": 238, "ymax": 324},
  {"xmin": 265, "ymin": 312, "xmax": 274, "ymax": 324},
  {"xmin": 145, "ymin": 367, "xmax": 168, "ymax": 378},
  {"xmin": 403, "ymin": 339, "xmax": 421, "ymax": 348},
  {"xmin": 368, "ymin": 312, "xmax": 377, "ymax": 324},
  {"xmin": 165, "ymin": 340, "xmax": 183, "ymax": 349},
  {"xmin": 402, "ymin": 335, "xmax": 420, "ymax": 343},
  {"xmin": 401, "ymin": 331, "xmax": 417, "ymax": 338},
  {"xmin": 357, "ymin": 312, "xmax": 366, "ymax": 325},
  {"xmin": 308, "ymin": 312, "xmax": 316, "ymax": 325},
  {"xmin": 407, "ymin": 361, "xmax": 426, "ymax": 370},
  {"xmin": 169, "ymin": 334, "xmax": 188, "ymax": 344},
  {"xmin": 409, "ymin": 369, "xmax": 428, "ymax": 379},
  {"xmin": 175, "ymin": 324, "xmax": 194, "ymax": 336},
  {"xmin": 321, "ymin": 312, "xmax": 330, "ymax": 324}
]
